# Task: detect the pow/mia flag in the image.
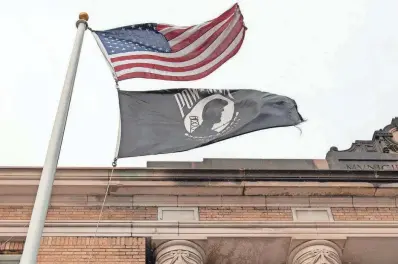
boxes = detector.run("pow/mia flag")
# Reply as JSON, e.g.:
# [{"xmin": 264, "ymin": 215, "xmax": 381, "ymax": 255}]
[{"xmin": 116, "ymin": 88, "xmax": 304, "ymax": 158}]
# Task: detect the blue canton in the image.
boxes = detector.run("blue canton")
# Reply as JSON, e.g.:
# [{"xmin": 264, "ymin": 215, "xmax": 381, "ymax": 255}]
[{"xmin": 95, "ymin": 23, "xmax": 172, "ymax": 55}]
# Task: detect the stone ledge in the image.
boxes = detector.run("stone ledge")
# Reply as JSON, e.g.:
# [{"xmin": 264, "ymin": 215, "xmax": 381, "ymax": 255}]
[
  {"xmin": 1, "ymin": 167, "xmax": 397, "ymax": 182},
  {"xmin": 3, "ymin": 181, "xmax": 398, "ymax": 197},
  {"xmin": 3, "ymin": 195, "xmax": 398, "ymax": 207},
  {"xmin": 2, "ymin": 220, "xmax": 398, "ymax": 240}
]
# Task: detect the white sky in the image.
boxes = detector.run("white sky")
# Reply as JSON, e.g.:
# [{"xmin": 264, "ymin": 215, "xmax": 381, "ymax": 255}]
[{"xmin": 0, "ymin": 0, "xmax": 397, "ymax": 167}]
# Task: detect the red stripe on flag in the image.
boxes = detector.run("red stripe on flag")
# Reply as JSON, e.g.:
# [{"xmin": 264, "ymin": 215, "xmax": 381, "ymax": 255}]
[
  {"xmin": 163, "ymin": 26, "xmax": 193, "ymax": 41},
  {"xmin": 156, "ymin": 24, "xmax": 170, "ymax": 31},
  {"xmin": 113, "ymin": 18, "xmax": 243, "ymax": 73},
  {"xmin": 117, "ymin": 30, "xmax": 245, "ymax": 81},
  {"xmin": 110, "ymin": 14, "xmax": 237, "ymax": 64},
  {"xmin": 170, "ymin": 5, "xmax": 238, "ymax": 52}
]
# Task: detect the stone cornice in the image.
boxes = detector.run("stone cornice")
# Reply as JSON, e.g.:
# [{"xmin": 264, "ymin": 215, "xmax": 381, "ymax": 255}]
[
  {"xmin": 1, "ymin": 180, "xmax": 398, "ymax": 197},
  {"xmin": 0, "ymin": 166, "xmax": 397, "ymax": 182},
  {"xmin": 2, "ymin": 167, "xmax": 398, "ymax": 197},
  {"xmin": 1, "ymin": 195, "xmax": 398, "ymax": 207},
  {"xmin": 2, "ymin": 220, "xmax": 398, "ymax": 240}
]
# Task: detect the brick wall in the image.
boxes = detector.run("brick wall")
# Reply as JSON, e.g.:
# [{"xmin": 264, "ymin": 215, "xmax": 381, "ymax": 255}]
[
  {"xmin": 2, "ymin": 206, "xmax": 398, "ymax": 222},
  {"xmin": 199, "ymin": 207, "xmax": 293, "ymax": 221},
  {"xmin": 0, "ymin": 237, "xmax": 146, "ymax": 264},
  {"xmin": 199, "ymin": 207, "xmax": 398, "ymax": 221},
  {"xmin": 0, "ymin": 206, "xmax": 157, "ymax": 220},
  {"xmin": 332, "ymin": 207, "xmax": 398, "ymax": 221}
]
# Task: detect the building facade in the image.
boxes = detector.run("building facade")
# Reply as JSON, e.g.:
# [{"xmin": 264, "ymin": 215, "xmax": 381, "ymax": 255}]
[{"xmin": 0, "ymin": 118, "xmax": 397, "ymax": 264}]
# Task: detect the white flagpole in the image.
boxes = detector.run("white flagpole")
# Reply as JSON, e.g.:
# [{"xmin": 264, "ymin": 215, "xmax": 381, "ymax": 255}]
[{"xmin": 19, "ymin": 13, "xmax": 89, "ymax": 264}]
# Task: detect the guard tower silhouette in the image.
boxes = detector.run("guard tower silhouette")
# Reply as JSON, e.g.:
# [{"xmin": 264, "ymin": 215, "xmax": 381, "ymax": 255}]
[{"xmin": 189, "ymin": 116, "xmax": 200, "ymax": 133}]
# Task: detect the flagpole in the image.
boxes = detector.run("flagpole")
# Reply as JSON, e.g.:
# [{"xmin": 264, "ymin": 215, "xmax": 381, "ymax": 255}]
[{"xmin": 19, "ymin": 13, "xmax": 89, "ymax": 264}]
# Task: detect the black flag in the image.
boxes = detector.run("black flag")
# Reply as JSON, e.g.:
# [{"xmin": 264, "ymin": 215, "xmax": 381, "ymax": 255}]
[{"xmin": 116, "ymin": 88, "xmax": 304, "ymax": 158}]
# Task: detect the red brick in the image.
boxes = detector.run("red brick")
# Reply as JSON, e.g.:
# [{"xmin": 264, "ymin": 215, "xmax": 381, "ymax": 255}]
[
  {"xmin": 0, "ymin": 206, "xmax": 156, "ymax": 221},
  {"xmin": 332, "ymin": 207, "xmax": 398, "ymax": 221},
  {"xmin": 1, "ymin": 237, "xmax": 145, "ymax": 264}
]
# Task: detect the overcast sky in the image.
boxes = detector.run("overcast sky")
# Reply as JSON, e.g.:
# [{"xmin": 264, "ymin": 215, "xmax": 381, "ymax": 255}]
[{"xmin": 0, "ymin": 0, "xmax": 397, "ymax": 167}]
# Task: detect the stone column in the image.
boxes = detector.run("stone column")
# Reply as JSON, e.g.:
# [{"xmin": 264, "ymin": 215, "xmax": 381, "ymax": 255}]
[
  {"xmin": 155, "ymin": 240, "xmax": 206, "ymax": 264},
  {"xmin": 288, "ymin": 240, "xmax": 342, "ymax": 264}
]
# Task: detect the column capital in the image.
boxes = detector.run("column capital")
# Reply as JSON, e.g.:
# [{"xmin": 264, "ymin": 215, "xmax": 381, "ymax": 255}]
[
  {"xmin": 288, "ymin": 240, "xmax": 342, "ymax": 264},
  {"xmin": 155, "ymin": 240, "xmax": 206, "ymax": 264}
]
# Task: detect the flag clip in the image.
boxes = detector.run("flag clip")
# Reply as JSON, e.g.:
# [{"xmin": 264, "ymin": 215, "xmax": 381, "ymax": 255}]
[{"xmin": 112, "ymin": 158, "xmax": 117, "ymax": 167}]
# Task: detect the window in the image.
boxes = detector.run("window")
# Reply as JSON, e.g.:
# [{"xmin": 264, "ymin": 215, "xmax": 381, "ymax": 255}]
[
  {"xmin": 158, "ymin": 207, "xmax": 199, "ymax": 221},
  {"xmin": 292, "ymin": 208, "xmax": 334, "ymax": 222}
]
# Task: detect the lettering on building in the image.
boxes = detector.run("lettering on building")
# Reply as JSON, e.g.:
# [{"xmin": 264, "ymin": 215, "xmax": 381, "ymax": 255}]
[{"xmin": 345, "ymin": 164, "xmax": 398, "ymax": 171}]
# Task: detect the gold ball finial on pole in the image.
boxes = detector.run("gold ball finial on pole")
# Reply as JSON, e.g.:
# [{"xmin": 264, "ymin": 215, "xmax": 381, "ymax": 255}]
[{"xmin": 79, "ymin": 12, "xmax": 89, "ymax": 21}]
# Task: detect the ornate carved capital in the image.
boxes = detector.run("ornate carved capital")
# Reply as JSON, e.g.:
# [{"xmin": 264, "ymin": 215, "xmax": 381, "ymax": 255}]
[
  {"xmin": 288, "ymin": 240, "xmax": 342, "ymax": 264},
  {"xmin": 155, "ymin": 240, "xmax": 206, "ymax": 264}
]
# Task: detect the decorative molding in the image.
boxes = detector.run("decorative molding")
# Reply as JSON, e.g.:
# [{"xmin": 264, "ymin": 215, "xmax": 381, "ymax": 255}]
[
  {"xmin": 327, "ymin": 117, "xmax": 398, "ymax": 170},
  {"xmin": 155, "ymin": 240, "xmax": 205, "ymax": 264},
  {"xmin": 329, "ymin": 117, "xmax": 398, "ymax": 155},
  {"xmin": 288, "ymin": 240, "xmax": 342, "ymax": 264},
  {"xmin": 2, "ymin": 220, "xmax": 398, "ymax": 240}
]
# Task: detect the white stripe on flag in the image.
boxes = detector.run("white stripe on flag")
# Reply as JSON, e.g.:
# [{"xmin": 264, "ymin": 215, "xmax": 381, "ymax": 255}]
[
  {"xmin": 168, "ymin": 21, "xmax": 213, "ymax": 47},
  {"xmin": 116, "ymin": 28, "xmax": 244, "ymax": 78},
  {"xmin": 159, "ymin": 25, "xmax": 189, "ymax": 34},
  {"xmin": 112, "ymin": 14, "xmax": 241, "ymax": 68},
  {"xmin": 109, "ymin": 11, "xmax": 240, "ymax": 60}
]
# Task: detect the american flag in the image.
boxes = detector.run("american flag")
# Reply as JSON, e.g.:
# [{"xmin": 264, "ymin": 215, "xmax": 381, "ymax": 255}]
[{"xmin": 92, "ymin": 4, "xmax": 246, "ymax": 82}]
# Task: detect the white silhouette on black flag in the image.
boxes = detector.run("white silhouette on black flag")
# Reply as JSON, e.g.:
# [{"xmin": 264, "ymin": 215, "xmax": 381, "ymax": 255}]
[{"xmin": 117, "ymin": 88, "xmax": 304, "ymax": 158}]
